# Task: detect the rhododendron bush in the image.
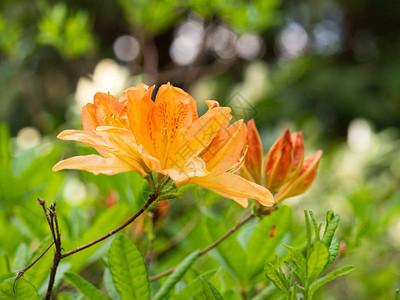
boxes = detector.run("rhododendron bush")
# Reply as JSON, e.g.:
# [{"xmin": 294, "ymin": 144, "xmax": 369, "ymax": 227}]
[{"xmin": 1, "ymin": 84, "xmax": 354, "ymax": 300}]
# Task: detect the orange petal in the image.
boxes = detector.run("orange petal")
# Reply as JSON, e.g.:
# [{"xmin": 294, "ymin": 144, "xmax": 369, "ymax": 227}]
[
  {"xmin": 241, "ymin": 119, "xmax": 263, "ymax": 184},
  {"xmin": 274, "ymin": 150, "xmax": 323, "ymax": 203},
  {"xmin": 52, "ymin": 154, "xmax": 140, "ymax": 175},
  {"xmin": 127, "ymin": 84, "xmax": 156, "ymax": 157},
  {"xmin": 152, "ymin": 83, "xmax": 198, "ymax": 167},
  {"xmin": 287, "ymin": 131, "xmax": 304, "ymax": 180},
  {"xmin": 206, "ymin": 100, "xmax": 220, "ymax": 110},
  {"xmin": 170, "ymin": 107, "xmax": 232, "ymax": 168},
  {"xmin": 81, "ymin": 92, "xmax": 127, "ymax": 131},
  {"xmin": 264, "ymin": 129, "xmax": 293, "ymax": 192},
  {"xmin": 201, "ymin": 120, "xmax": 247, "ymax": 173},
  {"xmin": 165, "ymin": 155, "xmax": 209, "ymax": 182},
  {"xmin": 178, "ymin": 172, "xmax": 275, "ymax": 207}
]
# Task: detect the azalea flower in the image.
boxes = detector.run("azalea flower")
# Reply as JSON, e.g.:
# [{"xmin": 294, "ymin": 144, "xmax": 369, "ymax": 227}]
[
  {"xmin": 53, "ymin": 83, "xmax": 274, "ymax": 208},
  {"xmin": 240, "ymin": 119, "xmax": 322, "ymax": 203}
]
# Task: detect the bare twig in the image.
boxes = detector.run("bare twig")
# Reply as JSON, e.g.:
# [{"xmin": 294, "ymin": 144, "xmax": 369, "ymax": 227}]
[
  {"xmin": 45, "ymin": 203, "xmax": 62, "ymax": 300},
  {"xmin": 61, "ymin": 193, "xmax": 158, "ymax": 258},
  {"xmin": 13, "ymin": 241, "xmax": 55, "ymax": 292},
  {"xmin": 149, "ymin": 213, "xmax": 255, "ymax": 281}
]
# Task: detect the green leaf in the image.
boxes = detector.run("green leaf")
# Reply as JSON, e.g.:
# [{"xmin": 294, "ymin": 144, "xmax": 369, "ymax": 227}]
[
  {"xmin": 289, "ymin": 284, "xmax": 298, "ymax": 300},
  {"xmin": 309, "ymin": 265, "xmax": 355, "ymax": 297},
  {"xmin": 203, "ymin": 216, "xmax": 247, "ymax": 280},
  {"xmin": 11, "ymin": 243, "xmax": 29, "ymax": 271},
  {"xmin": 322, "ymin": 214, "xmax": 340, "ymax": 247},
  {"xmin": 307, "ymin": 241, "xmax": 329, "ymax": 284},
  {"xmin": 264, "ymin": 262, "xmax": 289, "ymax": 294},
  {"xmin": 327, "ymin": 236, "xmax": 339, "ymax": 267},
  {"xmin": 201, "ymin": 278, "xmax": 224, "ymax": 300},
  {"xmin": 285, "ymin": 261, "xmax": 306, "ymax": 285},
  {"xmin": 395, "ymin": 289, "xmax": 399, "ymax": 300},
  {"xmin": 154, "ymin": 249, "xmax": 200, "ymax": 300},
  {"xmin": 0, "ymin": 278, "xmax": 40, "ymax": 300},
  {"xmin": 108, "ymin": 235, "xmax": 149, "ymax": 300},
  {"xmin": 247, "ymin": 206, "xmax": 292, "ymax": 276},
  {"xmin": 283, "ymin": 245, "xmax": 307, "ymax": 281},
  {"xmin": 64, "ymin": 272, "xmax": 109, "ymax": 300},
  {"xmin": 304, "ymin": 211, "xmax": 312, "ymax": 259},
  {"xmin": 170, "ymin": 269, "xmax": 218, "ymax": 300},
  {"xmin": 103, "ymin": 268, "xmax": 121, "ymax": 300},
  {"xmin": 308, "ymin": 211, "xmax": 320, "ymax": 241}
]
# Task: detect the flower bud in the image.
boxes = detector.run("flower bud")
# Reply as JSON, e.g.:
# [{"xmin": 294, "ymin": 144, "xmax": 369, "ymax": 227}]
[
  {"xmin": 264, "ymin": 129, "xmax": 293, "ymax": 192},
  {"xmin": 274, "ymin": 150, "xmax": 323, "ymax": 203},
  {"xmin": 241, "ymin": 119, "xmax": 263, "ymax": 184}
]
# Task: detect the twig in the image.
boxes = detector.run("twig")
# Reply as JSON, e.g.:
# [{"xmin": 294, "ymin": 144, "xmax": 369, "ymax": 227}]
[
  {"xmin": 61, "ymin": 193, "xmax": 158, "ymax": 258},
  {"xmin": 46, "ymin": 203, "xmax": 62, "ymax": 300},
  {"xmin": 13, "ymin": 241, "xmax": 55, "ymax": 292},
  {"xmin": 149, "ymin": 213, "xmax": 255, "ymax": 281}
]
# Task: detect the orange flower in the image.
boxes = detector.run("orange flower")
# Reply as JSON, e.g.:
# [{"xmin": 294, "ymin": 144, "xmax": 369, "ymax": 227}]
[
  {"xmin": 53, "ymin": 83, "xmax": 274, "ymax": 207},
  {"xmin": 241, "ymin": 119, "xmax": 322, "ymax": 203}
]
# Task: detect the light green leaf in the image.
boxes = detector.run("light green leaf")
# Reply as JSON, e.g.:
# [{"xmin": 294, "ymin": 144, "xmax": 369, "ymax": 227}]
[
  {"xmin": 327, "ymin": 236, "xmax": 339, "ymax": 267},
  {"xmin": 322, "ymin": 214, "xmax": 340, "ymax": 247},
  {"xmin": 304, "ymin": 211, "xmax": 312, "ymax": 259},
  {"xmin": 247, "ymin": 206, "xmax": 292, "ymax": 276},
  {"xmin": 154, "ymin": 250, "xmax": 200, "ymax": 300},
  {"xmin": 170, "ymin": 269, "xmax": 217, "ymax": 300},
  {"xmin": 308, "ymin": 211, "xmax": 320, "ymax": 241},
  {"xmin": 201, "ymin": 277, "xmax": 224, "ymax": 300},
  {"xmin": 309, "ymin": 265, "xmax": 355, "ymax": 297},
  {"xmin": 307, "ymin": 241, "xmax": 329, "ymax": 284},
  {"xmin": 283, "ymin": 245, "xmax": 306, "ymax": 280},
  {"xmin": 11, "ymin": 243, "xmax": 29, "ymax": 271},
  {"xmin": 0, "ymin": 278, "xmax": 40, "ymax": 300},
  {"xmin": 108, "ymin": 235, "xmax": 149, "ymax": 300},
  {"xmin": 285, "ymin": 261, "xmax": 306, "ymax": 285},
  {"xmin": 64, "ymin": 272, "xmax": 109, "ymax": 300},
  {"xmin": 103, "ymin": 268, "xmax": 121, "ymax": 300},
  {"xmin": 264, "ymin": 263, "xmax": 289, "ymax": 294},
  {"xmin": 395, "ymin": 288, "xmax": 399, "ymax": 300}
]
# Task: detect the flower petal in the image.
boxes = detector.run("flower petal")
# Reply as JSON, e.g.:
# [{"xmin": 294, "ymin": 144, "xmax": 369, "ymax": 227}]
[
  {"xmin": 241, "ymin": 119, "xmax": 263, "ymax": 184},
  {"xmin": 274, "ymin": 150, "xmax": 323, "ymax": 203},
  {"xmin": 264, "ymin": 129, "xmax": 293, "ymax": 192},
  {"xmin": 52, "ymin": 154, "xmax": 138, "ymax": 175},
  {"xmin": 179, "ymin": 172, "xmax": 275, "ymax": 207},
  {"xmin": 201, "ymin": 120, "xmax": 247, "ymax": 173}
]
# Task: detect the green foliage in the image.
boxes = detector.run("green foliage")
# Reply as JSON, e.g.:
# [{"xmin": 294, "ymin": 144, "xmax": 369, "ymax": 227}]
[
  {"xmin": 108, "ymin": 235, "xmax": 149, "ymax": 300},
  {"xmin": 64, "ymin": 272, "xmax": 109, "ymax": 300},
  {"xmin": 201, "ymin": 277, "xmax": 224, "ymax": 300},
  {"xmin": 264, "ymin": 211, "xmax": 354, "ymax": 299},
  {"xmin": 37, "ymin": 3, "xmax": 95, "ymax": 58},
  {"xmin": 154, "ymin": 249, "xmax": 200, "ymax": 300},
  {"xmin": 0, "ymin": 278, "xmax": 40, "ymax": 300}
]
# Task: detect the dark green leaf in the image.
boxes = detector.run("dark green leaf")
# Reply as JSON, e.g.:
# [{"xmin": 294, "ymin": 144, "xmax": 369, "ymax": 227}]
[
  {"xmin": 64, "ymin": 272, "xmax": 109, "ymax": 300},
  {"xmin": 108, "ymin": 235, "xmax": 149, "ymax": 300},
  {"xmin": 307, "ymin": 241, "xmax": 329, "ymax": 284},
  {"xmin": 283, "ymin": 245, "xmax": 306, "ymax": 280},
  {"xmin": 154, "ymin": 249, "xmax": 200, "ymax": 300},
  {"xmin": 309, "ymin": 266, "xmax": 355, "ymax": 297},
  {"xmin": 201, "ymin": 277, "xmax": 224, "ymax": 300},
  {"xmin": 327, "ymin": 237, "xmax": 339, "ymax": 267}
]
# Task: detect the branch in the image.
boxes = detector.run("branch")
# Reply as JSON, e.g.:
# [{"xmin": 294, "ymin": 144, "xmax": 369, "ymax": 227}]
[
  {"xmin": 149, "ymin": 213, "xmax": 255, "ymax": 281},
  {"xmin": 13, "ymin": 241, "xmax": 55, "ymax": 292},
  {"xmin": 60, "ymin": 193, "xmax": 158, "ymax": 258}
]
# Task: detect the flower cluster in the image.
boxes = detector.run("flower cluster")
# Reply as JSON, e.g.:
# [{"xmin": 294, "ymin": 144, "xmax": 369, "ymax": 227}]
[
  {"xmin": 53, "ymin": 83, "xmax": 274, "ymax": 207},
  {"xmin": 240, "ymin": 120, "xmax": 322, "ymax": 203}
]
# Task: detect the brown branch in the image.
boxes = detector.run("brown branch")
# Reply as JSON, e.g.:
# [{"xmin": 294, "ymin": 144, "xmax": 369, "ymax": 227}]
[
  {"xmin": 13, "ymin": 241, "xmax": 55, "ymax": 292},
  {"xmin": 149, "ymin": 213, "xmax": 255, "ymax": 281},
  {"xmin": 60, "ymin": 193, "xmax": 158, "ymax": 258},
  {"xmin": 46, "ymin": 203, "xmax": 62, "ymax": 300}
]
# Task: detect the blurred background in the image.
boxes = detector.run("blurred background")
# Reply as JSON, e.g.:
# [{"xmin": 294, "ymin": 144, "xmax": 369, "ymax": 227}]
[{"xmin": 1, "ymin": 0, "xmax": 400, "ymax": 299}]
